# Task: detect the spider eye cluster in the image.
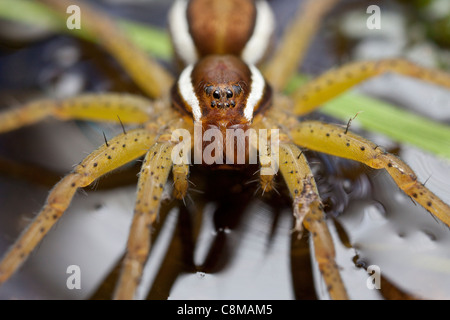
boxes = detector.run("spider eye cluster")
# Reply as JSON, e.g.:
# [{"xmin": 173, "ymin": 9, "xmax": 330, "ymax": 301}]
[
  {"xmin": 205, "ymin": 85, "xmax": 242, "ymax": 109},
  {"xmin": 171, "ymin": 55, "xmax": 272, "ymax": 124},
  {"xmin": 168, "ymin": 0, "xmax": 274, "ymax": 124}
]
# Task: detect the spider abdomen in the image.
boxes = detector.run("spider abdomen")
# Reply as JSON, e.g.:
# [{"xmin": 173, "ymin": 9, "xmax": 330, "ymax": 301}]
[{"xmin": 168, "ymin": 0, "xmax": 275, "ymax": 66}]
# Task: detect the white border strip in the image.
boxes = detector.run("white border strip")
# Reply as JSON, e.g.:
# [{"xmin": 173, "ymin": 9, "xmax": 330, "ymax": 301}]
[
  {"xmin": 244, "ymin": 64, "xmax": 266, "ymax": 122},
  {"xmin": 241, "ymin": 0, "xmax": 275, "ymax": 65},
  {"xmin": 178, "ymin": 64, "xmax": 202, "ymax": 121},
  {"xmin": 168, "ymin": 0, "xmax": 198, "ymax": 65}
]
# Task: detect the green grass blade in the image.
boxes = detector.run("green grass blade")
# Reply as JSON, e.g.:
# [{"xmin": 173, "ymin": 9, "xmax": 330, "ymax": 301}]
[
  {"xmin": 0, "ymin": 0, "xmax": 171, "ymax": 59},
  {"xmin": 286, "ymin": 74, "xmax": 450, "ymax": 159},
  {"xmin": 0, "ymin": 0, "xmax": 91, "ymax": 40},
  {"xmin": 117, "ymin": 20, "xmax": 172, "ymax": 60},
  {"xmin": 321, "ymin": 93, "xmax": 450, "ymax": 159}
]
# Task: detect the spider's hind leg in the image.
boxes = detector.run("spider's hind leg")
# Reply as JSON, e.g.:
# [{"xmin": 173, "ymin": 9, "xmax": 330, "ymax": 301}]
[
  {"xmin": 278, "ymin": 142, "xmax": 348, "ymax": 300},
  {"xmin": 262, "ymin": 0, "xmax": 339, "ymax": 91},
  {"xmin": 291, "ymin": 120, "xmax": 450, "ymax": 228}
]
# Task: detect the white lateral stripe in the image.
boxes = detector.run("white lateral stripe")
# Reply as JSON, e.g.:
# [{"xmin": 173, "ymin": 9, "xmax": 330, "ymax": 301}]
[
  {"xmin": 168, "ymin": 0, "xmax": 198, "ymax": 65},
  {"xmin": 244, "ymin": 64, "xmax": 265, "ymax": 122},
  {"xmin": 241, "ymin": 1, "xmax": 275, "ymax": 65},
  {"xmin": 178, "ymin": 64, "xmax": 202, "ymax": 121}
]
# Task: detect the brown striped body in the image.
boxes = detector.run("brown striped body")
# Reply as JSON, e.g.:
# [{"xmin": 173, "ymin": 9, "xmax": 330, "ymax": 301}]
[
  {"xmin": 169, "ymin": 0, "xmax": 274, "ymax": 66},
  {"xmin": 188, "ymin": 0, "xmax": 256, "ymax": 56},
  {"xmin": 169, "ymin": 0, "xmax": 274, "ymax": 166}
]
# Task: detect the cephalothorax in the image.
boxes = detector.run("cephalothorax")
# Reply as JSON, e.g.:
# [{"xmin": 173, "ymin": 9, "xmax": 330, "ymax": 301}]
[
  {"xmin": 171, "ymin": 54, "xmax": 273, "ymax": 166},
  {"xmin": 172, "ymin": 55, "xmax": 272, "ymax": 126},
  {"xmin": 0, "ymin": 0, "xmax": 450, "ymax": 300},
  {"xmin": 170, "ymin": 0, "xmax": 274, "ymax": 165}
]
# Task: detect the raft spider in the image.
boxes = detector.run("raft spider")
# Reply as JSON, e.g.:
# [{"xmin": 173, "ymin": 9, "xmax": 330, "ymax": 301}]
[{"xmin": 0, "ymin": 0, "xmax": 449, "ymax": 300}]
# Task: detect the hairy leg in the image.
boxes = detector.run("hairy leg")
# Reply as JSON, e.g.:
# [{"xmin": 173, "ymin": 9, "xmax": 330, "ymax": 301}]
[
  {"xmin": 279, "ymin": 142, "xmax": 348, "ymax": 300},
  {"xmin": 113, "ymin": 140, "xmax": 174, "ymax": 300},
  {"xmin": 258, "ymin": 126, "xmax": 278, "ymax": 194},
  {"xmin": 0, "ymin": 93, "xmax": 158, "ymax": 134},
  {"xmin": 0, "ymin": 128, "xmax": 156, "ymax": 284},
  {"xmin": 290, "ymin": 120, "xmax": 450, "ymax": 227},
  {"xmin": 172, "ymin": 163, "xmax": 190, "ymax": 200},
  {"xmin": 293, "ymin": 59, "xmax": 450, "ymax": 115}
]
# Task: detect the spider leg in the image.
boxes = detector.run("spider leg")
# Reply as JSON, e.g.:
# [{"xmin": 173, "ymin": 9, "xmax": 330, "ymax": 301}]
[
  {"xmin": 262, "ymin": 0, "xmax": 339, "ymax": 91},
  {"xmin": 258, "ymin": 127, "xmax": 276, "ymax": 194},
  {"xmin": 113, "ymin": 140, "xmax": 175, "ymax": 300},
  {"xmin": 0, "ymin": 128, "xmax": 156, "ymax": 285},
  {"xmin": 37, "ymin": 0, "xmax": 174, "ymax": 98},
  {"xmin": 0, "ymin": 93, "xmax": 158, "ymax": 134},
  {"xmin": 293, "ymin": 59, "xmax": 450, "ymax": 115},
  {"xmin": 290, "ymin": 120, "xmax": 450, "ymax": 227},
  {"xmin": 172, "ymin": 163, "xmax": 190, "ymax": 200},
  {"xmin": 278, "ymin": 142, "xmax": 348, "ymax": 300}
]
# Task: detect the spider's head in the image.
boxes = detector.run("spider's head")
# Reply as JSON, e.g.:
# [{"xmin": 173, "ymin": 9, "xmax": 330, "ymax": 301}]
[
  {"xmin": 171, "ymin": 54, "xmax": 272, "ymax": 166},
  {"xmin": 171, "ymin": 54, "xmax": 272, "ymax": 130}
]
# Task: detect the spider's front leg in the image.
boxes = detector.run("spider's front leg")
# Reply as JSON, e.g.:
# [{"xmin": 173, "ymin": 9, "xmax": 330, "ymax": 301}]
[
  {"xmin": 293, "ymin": 59, "xmax": 450, "ymax": 115},
  {"xmin": 277, "ymin": 142, "xmax": 348, "ymax": 300},
  {"xmin": 0, "ymin": 128, "xmax": 157, "ymax": 285},
  {"xmin": 113, "ymin": 140, "xmax": 174, "ymax": 300},
  {"xmin": 113, "ymin": 118, "xmax": 192, "ymax": 299},
  {"xmin": 291, "ymin": 121, "xmax": 450, "ymax": 227}
]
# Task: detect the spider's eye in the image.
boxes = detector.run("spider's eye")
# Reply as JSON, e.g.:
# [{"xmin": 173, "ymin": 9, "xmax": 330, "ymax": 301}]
[
  {"xmin": 232, "ymin": 84, "xmax": 242, "ymax": 95},
  {"xmin": 204, "ymin": 85, "xmax": 213, "ymax": 95},
  {"xmin": 213, "ymin": 90, "xmax": 221, "ymax": 99},
  {"xmin": 226, "ymin": 89, "xmax": 233, "ymax": 99}
]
